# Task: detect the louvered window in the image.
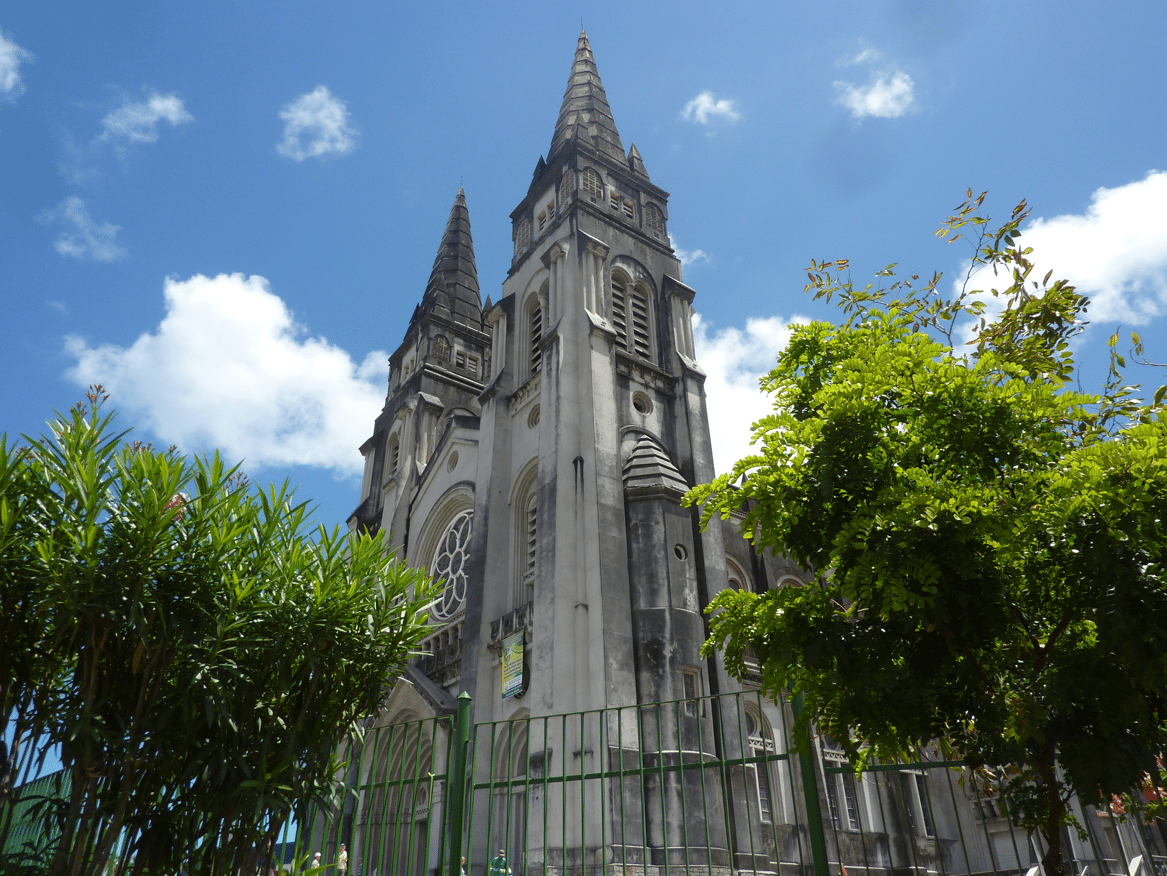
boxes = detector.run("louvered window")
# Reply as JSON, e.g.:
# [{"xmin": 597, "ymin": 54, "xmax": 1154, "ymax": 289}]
[
  {"xmin": 611, "ymin": 277, "xmax": 628, "ymax": 349},
  {"xmin": 581, "ymin": 168, "xmax": 602, "ymax": 201},
  {"xmin": 389, "ymin": 435, "xmax": 400, "ymax": 474},
  {"xmin": 630, "ymin": 288, "xmax": 651, "ymax": 359},
  {"xmin": 529, "ymin": 302, "xmax": 543, "ymax": 375},
  {"xmin": 622, "ymin": 199, "xmax": 635, "ymax": 221},
  {"xmin": 524, "ymin": 493, "xmax": 537, "ymax": 583}
]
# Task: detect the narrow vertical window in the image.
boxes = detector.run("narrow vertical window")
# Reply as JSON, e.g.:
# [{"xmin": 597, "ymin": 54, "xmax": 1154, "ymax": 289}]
[
  {"xmin": 682, "ymin": 667, "xmax": 701, "ymax": 717},
  {"xmin": 611, "ymin": 276, "xmax": 628, "ymax": 349},
  {"xmin": 646, "ymin": 204, "xmax": 665, "ymax": 239},
  {"xmin": 558, "ymin": 170, "xmax": 575, "ymax": 206},
  {"xmin": 524, "ymin": 494, "xmax": 537, "ymax": 583},
  {"xmin": 389, "ymin": 435, "xmax": 400, "ymax": 474},
  {"xmin": 630, "ymin": 287, "xmax": 651, "ymax": 359},
  {"xmin": 529, "ymin": 301, "xmax": 542, "ymax": 375},
  {"xmin": 515, "ymin": 218, "xmax": 531, "ymax": 256}
]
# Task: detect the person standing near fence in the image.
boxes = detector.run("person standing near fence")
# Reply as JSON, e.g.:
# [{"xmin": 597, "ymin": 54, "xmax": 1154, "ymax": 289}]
[
  {"xmin": 338, "ymin": 843, "xmax": 348, "ymax": 874},
  {"xmin": 488, "ymin": 850, "xmax": 508, "ymax": 876}
]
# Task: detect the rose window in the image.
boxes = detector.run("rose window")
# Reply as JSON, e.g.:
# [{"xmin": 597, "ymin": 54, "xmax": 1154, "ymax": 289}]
[{"xmin": 430, "ymin": 510, "xmax": 473, "ymax": 621}]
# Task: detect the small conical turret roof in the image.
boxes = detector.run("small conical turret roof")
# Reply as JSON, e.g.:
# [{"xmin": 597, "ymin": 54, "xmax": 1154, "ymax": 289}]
[
  {"xmin": 548, "ymin": 31, "xmax": 626, "ymax": 163},
  {"xmin": 420, "ymin": 187, "xmax": 482, "ymax": 328}
]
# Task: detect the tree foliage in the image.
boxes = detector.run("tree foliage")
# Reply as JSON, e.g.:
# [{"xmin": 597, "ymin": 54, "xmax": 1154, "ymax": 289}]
[
  {"xmin": 0, "ymin": 389, "xmax": 436, "ymax": 876},
  {"xmin": 686, "ymin": 194, "xmax": 1167, "ymax": 876}
]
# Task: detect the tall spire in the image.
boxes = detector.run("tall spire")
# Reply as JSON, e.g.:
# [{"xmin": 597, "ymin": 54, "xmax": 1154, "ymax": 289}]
[
  {"xmin": 420, "ymin": 187, "xmax": 482, "ymax": 328},
  {"xmin": 547, "ymin": 31, "xmax": 625, "ymax": 163}
]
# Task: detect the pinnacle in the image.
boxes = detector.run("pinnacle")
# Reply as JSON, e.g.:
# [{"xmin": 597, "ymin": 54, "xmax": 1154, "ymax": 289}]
[
  {"xmin": 420, "ymin": 188, "xmax": 482, "ymax": 328},
  {"xmin": 547, "ymin": 31, "xmax": 625, "ymax": 163}
]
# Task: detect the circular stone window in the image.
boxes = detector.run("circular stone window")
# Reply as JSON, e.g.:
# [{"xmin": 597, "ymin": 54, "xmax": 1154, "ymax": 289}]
[
  {"xmin": 674, "ymin": 543, "xmax": 688, "ymax": 561},
  {"xmin": 430, "ymin": 510, "xmax": 473, "ymax": 622},
  {"xmin": 632, "ymin": 392, "xmax": 653, "ymax": 415},
  {"xmin": 528, "ymin": 404, "xmax": 541, "ymax": 428},
  {"xmin": 447, "ymin": 451, "xmax": 459, "ymax": 472}
]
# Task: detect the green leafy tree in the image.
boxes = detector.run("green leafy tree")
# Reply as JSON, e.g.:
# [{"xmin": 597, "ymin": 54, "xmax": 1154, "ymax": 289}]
[
  {"xmin": 1, "ymin": 389, "xmax": 436, "ymax": 876},
  {"xmin": 686, "ymin": 194, "xmax": 1167, "ymax": 876}
]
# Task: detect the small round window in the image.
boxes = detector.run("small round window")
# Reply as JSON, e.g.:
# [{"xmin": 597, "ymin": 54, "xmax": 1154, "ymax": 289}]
[
  {"xmin": 632, "ymin": 392, "xmax": 653, "ymax": 414},
  {"xmin": 430, "ymin": 510, "xmax": 473, "ymax": 622}
]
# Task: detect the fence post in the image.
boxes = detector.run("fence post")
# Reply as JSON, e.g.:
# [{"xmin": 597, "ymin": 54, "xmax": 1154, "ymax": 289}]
[
  {"xmin": 447, "ymin": 692, "xmax": 473, "ymax": 876},
  {"xmin": 792, "ymin": 693, "xmax": 830, "ymax": 876}
]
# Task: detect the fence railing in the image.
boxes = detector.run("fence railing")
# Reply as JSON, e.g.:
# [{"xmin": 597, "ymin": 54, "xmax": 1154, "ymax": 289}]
[
  {"xmin": 295, "ymin": 691, "xmax": 1167, "ymax": 876},
  {"xmin": 13, "ymin": 692, "xmax": 1161, "ymax": 876}
]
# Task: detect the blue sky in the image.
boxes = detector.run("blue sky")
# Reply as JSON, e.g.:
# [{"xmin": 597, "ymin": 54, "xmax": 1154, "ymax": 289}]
[{"xmin": 2, "ymin": 1, "xmax": 1166, "ymax": 531}]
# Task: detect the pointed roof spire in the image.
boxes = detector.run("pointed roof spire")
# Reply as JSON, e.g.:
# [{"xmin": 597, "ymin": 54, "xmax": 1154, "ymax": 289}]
[
  {"xmin": 420, "ymin": 187, "xmax": 482, "ymax": 328},
  {"xmin": 548, "ymin": 31, "xmax": 626, "ymax": 163}
]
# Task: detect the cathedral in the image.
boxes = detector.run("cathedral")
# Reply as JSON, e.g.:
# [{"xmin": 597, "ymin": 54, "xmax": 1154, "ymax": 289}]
[
  {"xmin": 348, "ymin": 30, "xmax": 803, "ymax": 732},
  {"xmin": 341, "ymin": 31, "xmax": 1156, "ymax": 876}
]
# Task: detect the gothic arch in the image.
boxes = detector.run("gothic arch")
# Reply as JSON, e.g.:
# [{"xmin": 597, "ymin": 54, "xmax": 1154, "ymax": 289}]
[
  {"xmin": 608, "ymin": 261, "xmax": 656, "ymax": 361},
  {"xmin": 509, "ymin": 458, "xmax": 539, "ymax": 609}
]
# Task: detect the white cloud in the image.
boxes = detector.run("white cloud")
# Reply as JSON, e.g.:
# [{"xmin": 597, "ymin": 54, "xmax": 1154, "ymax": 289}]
[
  {"xmin": 98, "ymin": 91, "xmax": 193, "ymax": 147},
  {"xmin": 670, "ymin": 236, "xmax": 711, "ymax": 267},
  {"xmin": 277, "ymin": 86, "xmax": 357, "ymax": 161},
  {"xmin": 693, "ymin": 312, "xmax": 807, "ymax": 475},
  {"xmin": 42, "ymin": 197, "xmax": 127, "ymax": 262},
  {"xmin": 960, "ymin": 171, "xmax": 1167, "ymax": 327},
  {"xmin": 840, "ymin": 47, "xmax": 882, "ymax": 67},
  {"xmin": 834, "ymin": 71, "xmax": 916, "ymax": 119},
  {"xmin": 680, "ymin": 91, "xmax": 743, "ymax": 127},
  {"xmin": 64, "ymin": 273, "xmax": 387, "ymax": 476},
  {"xmin": 0, "ymin": 29, "xmax": 31, "ymax": 100}
]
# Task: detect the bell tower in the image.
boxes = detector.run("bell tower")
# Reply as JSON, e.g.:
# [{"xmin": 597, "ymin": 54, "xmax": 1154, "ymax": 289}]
[{"xmin": 460, "ymin": 30, "xmax": 734, "ymax": 722}]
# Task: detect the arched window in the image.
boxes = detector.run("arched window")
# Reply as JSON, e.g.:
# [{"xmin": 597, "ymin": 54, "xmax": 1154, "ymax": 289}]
[
  {"xmin": 388, "ymin": 434, "xmax": 401, "ymax": 474},
  {"xmin": 514, "ymin": 218, "xmax": 531, "ymax": 257},
  {"xmin": 745, "ymin": 707, "xmax": 777, "ymax": 824},
  {"xmin": 430, "ymin": 510, "xmax": 473, "ymax": 622},
  {"xmin": 610, "ymin": 273, "xmax": 653, "ymax": 361},
  {"xmin": 432, "ymin": 335, "xmax": 450, "ymax": 362},
  {"xmin": 581, "ymin": 167, "xmax": 603, "ymax": 201},
  {"xmin": 646, "ymin": 203, "xmax": 665, "ymax": 240},
  {"xmin": 558, "ymin": 170, "xmax": 575, "ymax": 206}
]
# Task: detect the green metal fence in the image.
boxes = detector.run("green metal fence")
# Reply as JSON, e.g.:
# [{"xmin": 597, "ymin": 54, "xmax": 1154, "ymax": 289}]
[{"xmin": 293, "ymin": 691, "xmax": 1167, "ymax": 876}]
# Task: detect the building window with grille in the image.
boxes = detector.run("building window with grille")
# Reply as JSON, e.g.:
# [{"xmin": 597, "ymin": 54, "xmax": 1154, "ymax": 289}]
[
  {"xmin": 433, "ymin": 335, "xmax": 450, "ymax": 361},
  {"xmin": 514, "ymin": 218, "xmax": 531, "ymax": 257},
  {"xmin": 559, "ymin": 170, "xmax": 576, "ymax": 206},
  {"xmin": 581, "ymin": 167, "xmax": 602, "ymax": 201},
  {"xmin": 646, "ymin": 203, "xmax": 665, "ymax": 240}
]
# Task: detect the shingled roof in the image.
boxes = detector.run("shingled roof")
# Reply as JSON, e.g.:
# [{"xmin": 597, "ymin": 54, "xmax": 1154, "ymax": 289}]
[
  {"xmin": 419, "ymin": 187, "xmax": 482, "ymax": 329},
  {"xmin": 547, "ymin": 30, "xmax": 626, "ymax": 164}
]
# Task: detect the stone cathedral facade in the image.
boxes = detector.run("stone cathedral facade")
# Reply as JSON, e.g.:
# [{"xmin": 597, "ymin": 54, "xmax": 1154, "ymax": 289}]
[
  {"xmin": 346, "ymin": 30, "xmax": 813, "ymax": 875},
  {"xmin": 349, "ymin": 30, "xmax": 803, "ymax": 749},
  {"xmin": 344, "ymin": 31, "xmax": 1154, "ymax": 876}
]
